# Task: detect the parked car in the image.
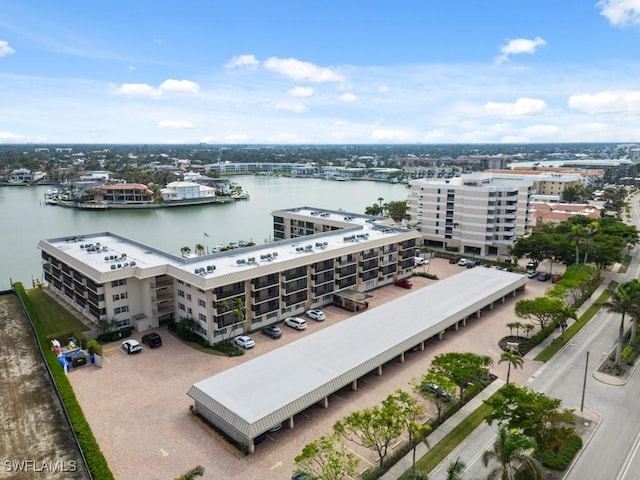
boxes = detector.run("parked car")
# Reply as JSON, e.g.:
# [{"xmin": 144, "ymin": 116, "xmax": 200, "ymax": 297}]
[
  {"xmin": 414, "ymin": 256, "xmax": 428, "ymax": 266},
  {"xmin": 394, "ymin": 279, "xmax": 413, "ymax": 289},
  {"xmin": 268, "ymin": 422, "xmax": 283, "ymax": 432},
  {"xmin": 261, "ymin": 325, "xmax": 282, "ymax": 339},
  {"xmin": 526, "ymin": 270, "xmax": 539, "ymax": 279},
  {"xmin": 466, "ymin": 260, "xmax": 477, "ymax": 268},
  {"xmin": 284, "ymin": 317, "xmax": 307, "ymax": 330},
  {"xmin": 292, "ymin": 472, "xmax": 313, "ymax": 480},
  {"xmin": 449, "ymin": 256, "xmax": 459, "ymax": 264},
  {"xmin": 306, "ymin": 309, "xmax": 326, "ymax": 321},
  {"xmin": 141, "ymin": 332, "xmax": 162, "ymax": 348},
  {"xmin": 457, "ymin": 258, "xmax": 468, "ymax": 266},
  {"xmin": 122, "ymin": 339, "xmax": 142, "ymax": 354},
  {"xmin": 537, "ymin": 272, "xmax": 551, "ymax": 281},
  {"xmin": 551, "ymin": 273, "xmax": 563, "ymax": 283},
  {"xmin": 234, "ymin": 335, "xmax": 256, "ymax": 349},
  {"xmin": 526, "ymin": 260, "xmax": 538, "ymax": 270},
  {"xmin": 420, "ymin": 383, "xmax": 453, "ymax": 402}
]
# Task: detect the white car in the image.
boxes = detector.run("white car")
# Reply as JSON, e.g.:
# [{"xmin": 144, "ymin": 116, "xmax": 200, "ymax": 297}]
[
  {"xmin": 122, "ymin": 339, "xmax": 142, "ymax": 354},
  {"xmin": 413, "ymin": 256, "xmax": 428, "ymax": 266},
  {"xmin": 284, "ymin": 317, "xmax": 307, "ymax": 330},
  {"xmin": 234, "ymin": 335, "xmax": 256, "ymax": 349},
  {"xmin": 457, "ymin": 258, "xmax": 468, "ymax": 266},
  {"xmin": 306, "ymin": 309, "xmax": 326, "ymax": 321}
]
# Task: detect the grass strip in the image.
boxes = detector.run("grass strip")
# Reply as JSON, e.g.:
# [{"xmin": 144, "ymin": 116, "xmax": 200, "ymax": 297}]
[
  {"xmin": 398, "ymin": 394, "xmax": 497, "ymax": 479},
  {"xmin": 27, "ymin": 287, "xmax": 89, "ymax": 336},
  {"xmin": 535, "ymin": 289, "xmax": 611, "ymax": 362}
]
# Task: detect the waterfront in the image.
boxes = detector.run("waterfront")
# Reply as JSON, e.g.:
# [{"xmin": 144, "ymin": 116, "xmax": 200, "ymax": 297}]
[{"xmin": 0, "ymin": 176, "xmax": 408, "ymax": 290}]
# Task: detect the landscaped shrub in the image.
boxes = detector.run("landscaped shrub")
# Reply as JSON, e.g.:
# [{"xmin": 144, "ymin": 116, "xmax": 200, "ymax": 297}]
[
  {"xmin": 13, "ymin": 282, "xmax": 114, "ymax": 480},
  {"xmin": 97, "ymin": 326, "xmax": 132, "ymax": 343},
  {"xmin": 541, "ymin": 434, "xmax": 583, "ymax": 471},
  {"xmin": 211, "ymin": 341, "xmax": 244, "ymax": 356}
]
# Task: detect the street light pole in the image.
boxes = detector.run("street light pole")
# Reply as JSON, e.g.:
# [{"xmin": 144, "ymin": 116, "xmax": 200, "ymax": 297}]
[{"xmin": 580, "ymin": 351, "xmax": 589, "ymax": 412}]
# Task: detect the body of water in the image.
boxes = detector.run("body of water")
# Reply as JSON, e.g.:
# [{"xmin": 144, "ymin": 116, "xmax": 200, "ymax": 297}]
[{"xmin": 0, "ymin": 176, "xmax": 408, "ymax": 290}]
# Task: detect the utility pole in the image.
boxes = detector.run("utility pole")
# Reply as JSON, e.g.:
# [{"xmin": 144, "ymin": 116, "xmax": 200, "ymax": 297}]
[{"xmin": 580, "ymin": 351, "xmax": 589, "ymax": 412}]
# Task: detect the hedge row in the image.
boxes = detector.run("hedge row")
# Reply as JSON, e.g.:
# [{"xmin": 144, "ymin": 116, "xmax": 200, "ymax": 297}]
[
  {"xmin": 542, "ymin": 434, "xmax": 583, "ymax": 471},
  {"xmin": 14, "ymin": 282, "xmax": 114, "ymax": 480}
]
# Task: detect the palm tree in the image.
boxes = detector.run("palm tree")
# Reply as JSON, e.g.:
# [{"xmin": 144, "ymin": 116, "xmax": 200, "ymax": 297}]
[
  {"xmin": 445, "ymin": 458, "xmax": 466, "ymax": 480},
  {"xmin": 180, "ymin": 246, "xmax": 191, "ymax": 258},
  {"xmin": 602, "ymin": 280, "xmax": 640, "ymax": 365},
  {"xmin": 569, "ymin": 225, "xmax": 587, "ymax": 265},
  {"xmin": 499, "ymin": 348, "xmax": 524, "ymax": 384},
  {"xmin": 522, "ymin": 323, "xmax": 535, "ymax": 339},
  {"xmin": 481, "ymin": 426, "xmax": 543, "ymax": 480},
  {"xmin": 194, "ymin": 243, "xmax": 205, "ymax": 256},
  {"xmin": 505, "ymin": 322, "xmax": 522, "ymax": 338}
]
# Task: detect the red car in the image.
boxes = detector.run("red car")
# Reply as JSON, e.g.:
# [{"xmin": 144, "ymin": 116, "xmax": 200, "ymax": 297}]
[{"xmin": 395, "ymin": 279, "xmax": 413, "ymax": 289}]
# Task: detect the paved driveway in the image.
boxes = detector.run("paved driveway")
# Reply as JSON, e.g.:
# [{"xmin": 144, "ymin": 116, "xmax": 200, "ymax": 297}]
[{"xmin": 68, "ymin": 259, "xmax": 551, "ymax": 480}]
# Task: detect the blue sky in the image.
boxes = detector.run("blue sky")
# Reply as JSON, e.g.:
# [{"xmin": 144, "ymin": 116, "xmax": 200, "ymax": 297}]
[{"xmin": 1, "ymin": 0, "xmax": 640, "ymax": 144}]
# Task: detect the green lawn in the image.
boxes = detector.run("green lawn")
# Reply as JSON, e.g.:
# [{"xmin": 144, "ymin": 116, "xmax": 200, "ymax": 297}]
[
  {"xmin": 398, "ymin": 393, "xmax": 498, "ymax": 479},
  {"xmin": 26, "ymin": 288, "xmax": 89, "ymax": 336}
]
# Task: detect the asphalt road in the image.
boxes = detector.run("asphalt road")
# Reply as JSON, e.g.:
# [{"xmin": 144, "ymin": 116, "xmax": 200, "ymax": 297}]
[{"xmin": 428, "ymin": 194, "xmax": 640, "ymax": 480}]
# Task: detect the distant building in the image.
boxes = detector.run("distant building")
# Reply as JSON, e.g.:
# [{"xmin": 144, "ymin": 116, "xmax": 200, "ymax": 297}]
[
  {"xmin": 531, "ymin": 202, "xmax": 601, "ymax": 227},
  {"xmin": 97, "ymin": 183, "xmax": 154, "ymax": 204},
  {"xmin": 160, "ymin": 181, "xmax": 216, "ymax": 201},
  {"xmin": 8, "ymin": 168, "xmax": 46, "ymax": 184}
]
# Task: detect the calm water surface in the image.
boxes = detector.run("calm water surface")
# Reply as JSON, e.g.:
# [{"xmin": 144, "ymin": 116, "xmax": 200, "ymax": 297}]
[{"xmin": 0, "ymin": 176, "xmax": 408, "ymax": 289}]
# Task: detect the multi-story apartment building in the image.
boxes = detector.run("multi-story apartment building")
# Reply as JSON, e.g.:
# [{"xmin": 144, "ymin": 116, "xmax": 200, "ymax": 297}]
[
  {"xmin": 408, "ymin": 173, "xmax": 534, "ymax": 258},
  {"xmin": 38, "ymin": 208, "xmax": 419, "ymax": 344}
]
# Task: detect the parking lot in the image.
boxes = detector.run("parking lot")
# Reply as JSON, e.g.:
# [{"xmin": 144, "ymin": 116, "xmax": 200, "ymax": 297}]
[{"xmin": 67, "ymin": 258, "xmax": 553, "ymax": 480}]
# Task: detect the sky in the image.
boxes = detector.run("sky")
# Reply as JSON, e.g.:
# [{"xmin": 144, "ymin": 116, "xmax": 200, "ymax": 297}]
[{"xmin": 1, "ymin": 0, "xmax": 640, "ymax": 145}]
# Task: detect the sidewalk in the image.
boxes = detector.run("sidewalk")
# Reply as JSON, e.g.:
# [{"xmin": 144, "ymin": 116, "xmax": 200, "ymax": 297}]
[
  {"xmin": 380, "ymin": 379, "xmax": 505, "ymax": 480},
  {"xmin": 382, "ymin": 271, "xmax": 616, "ymax": 480}
]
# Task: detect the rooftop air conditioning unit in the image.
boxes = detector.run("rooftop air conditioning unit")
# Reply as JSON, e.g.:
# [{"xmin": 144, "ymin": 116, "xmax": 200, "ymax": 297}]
[
  {"xmin": 123, "ymin": 262, "xmax": 129, "ymax": 267},
  {"xmin": 272, "ymin": 252, "xmax": 278, "ymax": 257},
  {"xmin": 110, "ymin": 265, "xmax": 116, "ymax": 270},
  {"xmin": 130, "ymin": 261, "xmax": 136, "ymax": 266},
  {"xmin": 104, "ymin": 256, "xmax": 110, "ymax": 261},
  {"xmin": 117, "ymin": 264, "xmax": 122, "ymax": 268},
  {"xmin": 195, "ymin": 268, "xmax": 200, "ymax": 273}
]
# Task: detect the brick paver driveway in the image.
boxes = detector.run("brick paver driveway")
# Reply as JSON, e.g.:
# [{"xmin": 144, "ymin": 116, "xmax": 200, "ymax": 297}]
[{"xmin": 68, "ymin": 258, "xmax": 551, "ymax": 480}]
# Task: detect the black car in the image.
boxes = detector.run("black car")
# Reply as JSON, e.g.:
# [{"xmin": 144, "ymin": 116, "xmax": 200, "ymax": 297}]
[
  {"xmin": 261, "ymin": 325, "xmax": 282, "ymax": 339},
  {"xmin": 141, "ymin": 332, "xmax": 163, "ymax": 348},
  {"xmin": 421, "ymin": 383, "xmax": 453, "ymax": 402},
  {"xmin": 537, "ymin": 272, "xmax": 551, "ymax": 281}
]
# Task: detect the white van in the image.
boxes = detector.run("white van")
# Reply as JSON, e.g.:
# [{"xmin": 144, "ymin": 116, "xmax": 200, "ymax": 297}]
[{"xmin": 414, "ymin": 256, "xmax": 428, "ymax": 266}]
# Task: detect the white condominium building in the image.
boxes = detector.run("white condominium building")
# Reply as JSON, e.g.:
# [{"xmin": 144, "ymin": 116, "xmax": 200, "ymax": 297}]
[
  {"xmin": 38, "ymin": 208, "xmax": 420, "ymax": 345},
  {"xmin": 408, "ymin": 173, "xmax": 534, "ymax": 257}
]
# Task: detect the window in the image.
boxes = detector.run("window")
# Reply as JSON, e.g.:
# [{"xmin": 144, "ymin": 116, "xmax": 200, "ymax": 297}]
[
  {"xmin": 178, "ymin": 290, "xmax": 185, "ymax": 298},
  {"xmin": 198, "ymin": 313, "xmax": 207, "ymax": 322},
  {"xmin": 186, "ymin": 293, "xmax": 192, "ymax": 301},
  {"xmin": 187, "ymin": 307, "xmax": 192, "ymax": 315},
  {"xmin": 178, "ymin": 303, "xmax": 186, "ymax": 311},
  {"xmin": 111, "ymin": 279, "xmax": 126, "ymax": 287},
  {"xmin": 113, "ymin": 306, "xmax": 129, "ymax": 315},
  {"xmin": 112, "ymin": 292, "xmax": 128, "ymax": 301},
  {"xmin": 114, "ymin": 318, "xmax": 130, "ymax": 328},
  {"xmin": 198, "ymin": 299, "xmax": 206, "ymax": 307}
]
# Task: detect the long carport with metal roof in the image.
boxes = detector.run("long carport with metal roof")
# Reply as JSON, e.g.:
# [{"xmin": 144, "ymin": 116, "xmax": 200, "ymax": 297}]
[{"xmin": 187, "ymin": 268, "xmax": 527, "ymax": 452}]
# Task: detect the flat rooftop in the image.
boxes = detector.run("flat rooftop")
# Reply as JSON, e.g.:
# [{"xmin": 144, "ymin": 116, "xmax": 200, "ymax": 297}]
[
  {"xmin": 188, "ymin": 267, "xmax": 527, "ymax": 439},
  {"xmin": 38, "ymin": 216, "xmax": 415, "ymax": 279}
]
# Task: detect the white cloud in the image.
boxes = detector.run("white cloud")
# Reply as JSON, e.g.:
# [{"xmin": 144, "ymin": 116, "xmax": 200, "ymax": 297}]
[
  {"xmin": 200, "ymin": 136, "xmax": 216, "ymax": 144},
  {"xmin": 0, "ymin": 131, "xmax": 46, "ymax": 143},
  {"xmin": 272, "ymin": 101, "xmax": 307, "ymax": 113},
  {"xmin": 568, "ymin": 89, "xmax": 640, "ymax": 113},
  {"xmin": 110, "ymin": 79, "xmax": 199, "ymax": 98},
  {"xmin": 224, "ymin": 133, "xmax": 250, "ymax": 143},
  {"xmin": 597, "ymin": 0, "xmax": 640, "ymax": 26},
  {"xmin": 331, "ymin": 131, "xmax": 356, "ymax": 141},
  {"xmin": 128, "ymin": 65, "xmax": 136, "ymax": 71},
  {"xmin": 225, "ymin": 54, "xmax": 259, "ymax": 69},
  {"xmin": 495, "ymin": 37, "xmax": 547, "ymax": 64},
  {"xmin": 159, "ymin": 79, "xmax": 200, "ymax": 93},
  {"xmin": 483, "ymin": 98, "xmax": 549, "ymax": 117},
  {"xmin": 338, "ymin": 93, "xmax": 357, "ymax": 102},
  {"xmin": 0, "ymin": 41, "xmax": 15, "ymax": 57},
  {"xmin": 289, "ymin": 86, "xmax": 314, "ymax": 97},
  {"xmin": 523, "ymin": 124, "xmax": 562, "ymax": 137},
  {"xmin": 269, "ymin": 133, "xmax": 304, "ymax": 143},
  {"xmin": 263, "ymin": 57, "xmax": 345, "ymax": 82},
  {"xmin": 109, "ymin": 82, "xmax": 163, "ymax": 98},
  {"xmin": 371, "ymin": 129, "xmax": 415, "ymax": 142},
  {"xmin": 158, "ymin": 120, "xmax": 195, "ymax": 129}
]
